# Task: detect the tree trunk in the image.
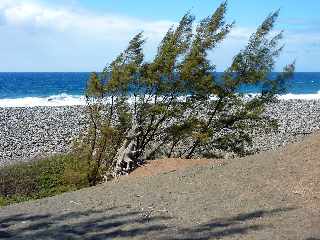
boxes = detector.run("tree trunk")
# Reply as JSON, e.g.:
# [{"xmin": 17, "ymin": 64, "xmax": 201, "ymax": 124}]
[{"xmin": 107, "ymin": 116, "xmax": 142, "ymax": 179}]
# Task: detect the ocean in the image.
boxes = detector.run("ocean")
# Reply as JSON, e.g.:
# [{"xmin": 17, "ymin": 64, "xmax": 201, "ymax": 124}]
[{"xmin": 0, "ymin": 72, "xmax": 320, "ymax": 107}]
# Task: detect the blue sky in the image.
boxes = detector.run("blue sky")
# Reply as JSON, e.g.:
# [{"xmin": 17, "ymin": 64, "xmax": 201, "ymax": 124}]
[{"xmin": 0, "ymin": 0, "xmax": 319, "ymax": 72}]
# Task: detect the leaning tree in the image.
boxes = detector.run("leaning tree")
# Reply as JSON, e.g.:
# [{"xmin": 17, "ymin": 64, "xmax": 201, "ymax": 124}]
[{"xmin": 75, "ymin": 2, "xmax": 294, "ymax": 185}]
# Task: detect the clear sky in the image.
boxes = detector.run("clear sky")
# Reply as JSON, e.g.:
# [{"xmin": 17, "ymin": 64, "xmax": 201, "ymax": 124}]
[{"xmin": 0, "ymin": 0, "xmax": 319, "ymax": 72}]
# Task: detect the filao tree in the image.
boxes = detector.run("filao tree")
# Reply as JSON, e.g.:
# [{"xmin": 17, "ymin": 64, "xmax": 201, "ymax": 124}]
[{"xmin": 75, "ymin": 2, "xmax": 294, "ymax": 185}]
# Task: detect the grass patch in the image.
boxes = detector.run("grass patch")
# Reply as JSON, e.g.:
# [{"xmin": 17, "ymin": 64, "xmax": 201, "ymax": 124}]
[{"xmin": 0, "ymin": 154, "xmax": 90, "ymax": 207}]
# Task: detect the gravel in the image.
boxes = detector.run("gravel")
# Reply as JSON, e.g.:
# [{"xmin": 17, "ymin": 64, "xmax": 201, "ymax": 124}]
[
  {"xmin": 0, "ymin": 106, "xmax": 88, "ymax": 166},
  {"xmin": 252, "ymin": 99, "xmax": 320, "ymax": 151},
  {"xmin": 1, "ymin": 99, "xmax": 320, "ymax": 167}
]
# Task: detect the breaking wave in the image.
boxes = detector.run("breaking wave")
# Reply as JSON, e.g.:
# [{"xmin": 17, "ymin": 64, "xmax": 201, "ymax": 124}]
[
  {"xmin": 1, "ymin": 92, "xmax": 320, "ymax": 108},
  {"xmin": 0, "ymin": 94, "xmax": 86, "ymax": 108}
]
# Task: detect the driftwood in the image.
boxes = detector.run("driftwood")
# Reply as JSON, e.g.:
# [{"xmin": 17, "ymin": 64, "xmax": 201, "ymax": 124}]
[{"xmin": 110, "ymin": 116, "xmax": 142, "ymax": 178}]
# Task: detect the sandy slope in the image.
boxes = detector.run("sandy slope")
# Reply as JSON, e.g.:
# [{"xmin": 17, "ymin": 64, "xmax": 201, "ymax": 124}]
[{"xmin": 0, "ymin": 133, "xmax": 320, "ymax": 239}]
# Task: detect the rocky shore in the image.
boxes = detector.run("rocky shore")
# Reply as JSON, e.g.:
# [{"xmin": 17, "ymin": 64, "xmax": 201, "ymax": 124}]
[
  {"xmin": 1, "ymin": 99, "xmax": 320, "ymax": 167},
  {"xmin": 252, "ymin": 99, "xmax": 320, "ymax": 152},
  {"xmin": 0, "ymin": 106, "xmax": 88, "ymax": 166}
]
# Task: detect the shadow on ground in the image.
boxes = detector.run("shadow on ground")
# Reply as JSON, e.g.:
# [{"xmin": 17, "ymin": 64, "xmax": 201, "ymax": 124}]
[
  {"xmin": 0, "ymin": 206, "xmax": 295, "ymax": 239},
  {"xmin": 159, "ymin": 207, "xmax": 295, "ymax": 240}
]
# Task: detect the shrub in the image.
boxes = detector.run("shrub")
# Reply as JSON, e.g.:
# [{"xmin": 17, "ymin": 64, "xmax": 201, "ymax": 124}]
[{"xmin": 0, "ymin": 154, "xmax": 89, "ymax": 207}]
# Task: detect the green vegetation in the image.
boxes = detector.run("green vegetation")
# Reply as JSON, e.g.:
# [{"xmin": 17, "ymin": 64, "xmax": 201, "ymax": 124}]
[
  {"xmin": 79, "ymin": 2, "xmax": 294, "ymax": 183},
  {"xmin": 0, "ymin": 154, "xmax": 89, "ymax": 207}
]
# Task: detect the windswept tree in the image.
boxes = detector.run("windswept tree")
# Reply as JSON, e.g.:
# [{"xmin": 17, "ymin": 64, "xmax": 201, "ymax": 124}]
[{"xmin": 76, "ymin": 2, "xmax": 294, "ymax": 185}]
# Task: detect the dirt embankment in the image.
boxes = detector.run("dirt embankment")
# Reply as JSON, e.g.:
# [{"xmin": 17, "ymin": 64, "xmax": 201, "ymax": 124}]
[{"xmin": 1, "ymin": 133, "xmax": 320, "ymax": 239}]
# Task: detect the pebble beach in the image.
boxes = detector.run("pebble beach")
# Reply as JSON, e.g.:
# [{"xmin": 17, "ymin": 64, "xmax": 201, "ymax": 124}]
[
  {"xmin": 0, "ymin": 106, "xmax": 88, "ymax": 166},
  {"xmin": 1, "ymin": 99, "xmax": 320, "ymax": 167},
  {"xmin": 251, "ymin": 99, "xmax": 320, "ymax": 152}
]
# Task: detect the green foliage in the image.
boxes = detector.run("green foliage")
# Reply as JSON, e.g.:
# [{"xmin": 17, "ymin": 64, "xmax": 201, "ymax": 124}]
[
  {"xmin": 78, "ymin": 1, "xmax": 295, "ymax": 181},
  {"xmin": 0, "ymin": 154, "xmax": 90, "ymax": 207},
  {"xmin": 86, "ymin": 72, "xmax": 104, "ymax": 98}
]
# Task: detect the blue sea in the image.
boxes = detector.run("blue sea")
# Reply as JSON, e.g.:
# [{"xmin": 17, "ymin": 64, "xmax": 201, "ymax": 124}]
[{"xmin": 0, "ymin": 72, "xmax": 320, "ymax": 107}]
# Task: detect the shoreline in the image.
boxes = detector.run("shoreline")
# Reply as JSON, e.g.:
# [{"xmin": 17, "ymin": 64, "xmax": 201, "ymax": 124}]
[
  {"xmin": 1, "ymin": 92, "xmax": 320, "ymax": 108},
  {"xmin": 1, "ymin": 99, "xmax": 320, "ymax": 167}
]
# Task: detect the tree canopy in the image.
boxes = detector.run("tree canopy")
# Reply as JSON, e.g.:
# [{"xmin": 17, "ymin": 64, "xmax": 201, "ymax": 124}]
[{"xmin": 76, "ymin": 2, "xmax": 294, "ymax": 185}]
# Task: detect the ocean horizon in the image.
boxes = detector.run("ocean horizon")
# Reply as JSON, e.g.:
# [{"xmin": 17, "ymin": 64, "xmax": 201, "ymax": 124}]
[{"xmin": 1, "ymin": 72, "xmax": 320, "ymax": 107}]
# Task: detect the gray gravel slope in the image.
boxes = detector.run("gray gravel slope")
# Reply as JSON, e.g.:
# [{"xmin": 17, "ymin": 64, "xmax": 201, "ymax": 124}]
[{"xmin": 0, "ymin": 133, "xmax": 320, "ymax": 239}]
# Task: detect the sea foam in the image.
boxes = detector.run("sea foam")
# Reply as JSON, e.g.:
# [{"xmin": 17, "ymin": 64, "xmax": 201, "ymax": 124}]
[
  {"xmin": 0, "ymin": 94, "xmax": 86, "ymax": 108},
  {"xmin": 278, "ymin": 91, "xmax": 320, "ymax": 100},
  {"xmin": 1, "ymin": 92, "xmax": 320, "ymax": 108}
]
